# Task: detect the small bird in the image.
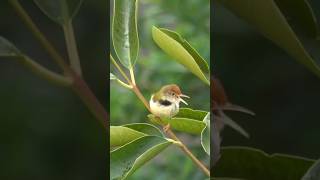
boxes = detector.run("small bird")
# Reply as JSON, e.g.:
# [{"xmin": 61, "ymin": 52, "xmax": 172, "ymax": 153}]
[{"xmin": 149, "ymin": 84, "xmax": 189, "ymax": 119}]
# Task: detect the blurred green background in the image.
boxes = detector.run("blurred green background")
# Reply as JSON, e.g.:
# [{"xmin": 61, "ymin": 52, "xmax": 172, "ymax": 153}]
[
  {"xmin": 110, "ymin": 0, "xmax": 210, "ymax": 179},
  {"xmin": 213, "ymin": 0, "xmax": 320, "ymax": 160},
  {"xmin": 0, "ymin": 1, "xmax": 107, "ymax": 179}
]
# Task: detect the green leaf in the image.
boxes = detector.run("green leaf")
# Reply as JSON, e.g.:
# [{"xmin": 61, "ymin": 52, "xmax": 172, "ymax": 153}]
[
  {"xmin": 218, "ymin": 0, "xmax": 320, "ymax": 78},
  {"xmin": 176, "ymin": 108, "xmax": 208, "ymax": 121},
  {"xmin": 0, "ymin": 37, "xmax": 21, "ymax": 57},
  {"xmin": 110, "ymin": 136, "xmax": 172, "ymax": 179},
  {"xmin": 152, "ymin": 26, "xmax": 210, "ymax": 85},
  {"xmin": 214, "ymin": 146, "xmax": 315, "ymax": 180},
  {"xmin": 112, "ymin": 0, "xmax": 139, "ymax": 69},
  {"xmin": 33, "ymin": 0, "xmax": 83, "ymax": 25},
  {"xmin": 302, "ymin": 159, "xmax": 320, "ymax": 180},
  {"xmin": 274, "ymin": 0, "xmax": 318, "ymax": 38},
  {"xmin": 148, "ymin": 114, "xmax": 206, "ymax": 135},
  {"xmin": 201, "ymin": 113, "xmax": 210, "ymax": 155},
  {"xmin": 123, "ymin": 123, "xmax": 164, "ymax": 137},
  {"xmin": 110, "ymin": 126, "xmax": 146, "ymax": 147}
]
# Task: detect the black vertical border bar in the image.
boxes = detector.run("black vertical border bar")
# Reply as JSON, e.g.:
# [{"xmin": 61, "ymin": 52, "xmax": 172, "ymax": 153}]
[{"xmin": 106, "ymin": 0, "xmax": 111, "ymax": 179}]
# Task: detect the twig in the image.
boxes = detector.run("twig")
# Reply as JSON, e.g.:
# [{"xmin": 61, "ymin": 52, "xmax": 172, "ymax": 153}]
[
  {"xmin": 63, "ymin": 20, "xmax": 82, "ymax": 75},
  {"xmin": 10, "ymin": 0, "xmax": 108, "ymax": 129}
]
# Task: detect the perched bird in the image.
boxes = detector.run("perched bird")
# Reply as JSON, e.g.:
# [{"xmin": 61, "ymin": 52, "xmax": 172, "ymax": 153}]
[{"xmin": 149, "ymin": 84, "xmax": 189, "ymax": 119}]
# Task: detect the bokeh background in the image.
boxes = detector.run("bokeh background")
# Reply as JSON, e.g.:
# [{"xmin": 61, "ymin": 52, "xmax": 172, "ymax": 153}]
[
  {"xmin": 213, "ymin": 0, "xmax": 320, "ymax": 160},
  {"xmin": 110, "ymin": 0, "xmax": 210, "ymax": 179},
  {"xmin": 0, "ymin": 1, "xmax": 107, "ymax": 179}
]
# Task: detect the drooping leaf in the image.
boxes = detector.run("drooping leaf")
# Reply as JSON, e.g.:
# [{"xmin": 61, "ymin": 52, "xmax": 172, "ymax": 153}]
[
  {"xmin": 214, "ymin": 146, "xmax": 315, "ymax": 180},
  {"xmin": 274, "ymin": 0, "xmax": 318, "ymax": 38},
  {"xmin": 33, "ymin": 0, "xmax": 83, "ymax": 25},
  {"xmin": 148, "ymin": 114, "xmax": 206, "ymax": 135},
  {"xmin": 110, "ymin": 136, "xmax": 172, "ymax": 180},
  {"xmin": 123, "ymin": 123, "xmax": 164, "ymax": 137},
  {"xmin": 0, "ymin": 37, "xmax": 21, "ymax": 57},
  {"xmin": 201, "ymin": 112, "xmax": 210, "ymax": 155},
  {"xmin": 218, "ymin": 0, "xmax": 320, "ymax": 78},
  {"xmin": 302, "ymin": 159, "xmax": 320, "ymax": 180},
  {"xmin": 112, "ymin": 0, "xmax": 139, "ymax": 69},
  {"xmin": 152, "ymin": 26, "xmax": 210, "ymax": 85}
]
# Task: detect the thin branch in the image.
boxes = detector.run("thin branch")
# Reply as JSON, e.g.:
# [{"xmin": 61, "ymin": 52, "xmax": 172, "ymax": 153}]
[
  {"xmin": 10, "ymin": 0, "xmax": 108, "ymax": 129},
  {"xmin": 130, "ymin": 68, "xmax": 136, "ymax": 85},
  {"xmin": 114, "ymin": 78, "xmax": 132, "ymax": 89},
  {"xmin": 9, "ymin": 0, "xmax": 69, "ymax": 73},
  {"xmin": 19, "ymin": 55, "xmax": 73, "ymax": 86},
  {"xmin": 63, "ymin": 20, "xmax": 82, "ymax": 75}
]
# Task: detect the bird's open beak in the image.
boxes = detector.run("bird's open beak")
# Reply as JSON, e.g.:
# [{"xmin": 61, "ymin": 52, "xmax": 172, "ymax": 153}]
[{"xmin": 179, "ymin": 94, "xmax": 189, "ymax": 105}]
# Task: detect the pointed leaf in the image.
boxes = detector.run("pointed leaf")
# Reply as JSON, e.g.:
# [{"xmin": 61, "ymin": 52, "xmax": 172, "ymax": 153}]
[
  {"xmin": 218, "ymin": 0, "xmax": 320, "ymax": 78},
  {"xmin": 148, "ymin": 114, "xmax": 206, "ymax": 135},
  {"xmin": 214, "ymin": 146, "xmax": 315, "ymax": 180},
  {"xmin": 110, "ymin": 126, "xmax": 146, "ymax": 147},
  {"xmin": 110, "ymin": 136, "xmax": 172, "ymax": 179},
  {"xmin": 201, "ymin": 113, "xmax": 210, "ymax": 155},
  {"xmin": 123, "ymin": 123, "xmax": 164, "ymax": 137},
  {"xmin": 112, "ymin": 0, "xmax": 139, "ymax": 69},
  {"xmin": 176, "ymin": 108, "xmax": 208, "ymax": 120},
  {"xmin": 152, "ymin": 26, "xmax": 210, "ymax": 85},
  {"xmin": 302, "ymin": 159, "xmax": 320, "ymax": 180},
  {"xmin": 0, "ymin": 37, "xmax": 21, "ymax": 57},
  {"xmin": 33, "ymin": 0, "xmax": 83, "ymax": 25}
]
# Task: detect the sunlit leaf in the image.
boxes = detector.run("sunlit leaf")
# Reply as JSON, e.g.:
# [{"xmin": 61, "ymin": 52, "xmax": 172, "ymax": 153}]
[
  {"xmin": 110, "ymin": 136, "xmax": 172, "ymax": 179},
  {"xmin": 176, "ymin": 108, "xmax": 208, "ymax": 120},
  {"xmin": 112, "ymin": 0, "xmax": 139, "ymax": 69},
  {"xmin": 33, "ymin": 0, "xmax": 83, "ymax": 25},
  {"xmin": 214, "ymin": 146, "xmax": 315, "ymax": 180},
  {"xmin": 152, "ymin": 26, "xmax": 210, "ymax": 85},
  {"xmin": 0, "ymin": 37, "xmax": 21, "ymax": 57},
  {"xmin": 201, "ymin": 112, "xmax": 210, "ymax": 155},
  {"xmin": 218, "ymin": 0, "xmax": 320, "ymax": 78},
  {"xmin": 302, "ymin": 159, "xmax": 320, "ymax": 180}
]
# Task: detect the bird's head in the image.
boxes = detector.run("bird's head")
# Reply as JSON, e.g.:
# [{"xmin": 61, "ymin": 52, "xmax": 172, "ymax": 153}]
[{"xmin": 159, "ymin": 84, "xmax": 189, "ymax": 105}]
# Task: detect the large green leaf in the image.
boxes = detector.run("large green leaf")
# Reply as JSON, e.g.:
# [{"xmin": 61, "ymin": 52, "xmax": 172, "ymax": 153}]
[
  {"xmin": 0, "ymin": 37, "xmax": 21, "ymax": 57},
  {"xmin": 148, "ymin": 108, "xmax": 208, "ymax": 135},
  {"xmin": 110, "ymin": 123, "xmax": 164, "ymax": 147},
  {"xmin": 110, "ymin": 126, "xmax": 146, "ymax": 147},
  {"xmin": 274, "ymin": 0, "xmax": 318, "ymax": 38},
  {"xmin": 33, "ymin": 0, "xmax": 83, "ymax": 25},
  {"xmin": 218, "ymin": 0, "xmax": 320, "ymax": 78},
  {"xmin": 214, "ymin": 147, "xmax": 315, "ymax": 180},
  {"xmin": 302, "ymin": 159, "xmax": 320, "ymax": 180},
  {"xmin": 123, "ymin": 123, "xmax": 164, "ymax": 137},
  {"xmin": 110, "ymin": 136, "xmax": 172, "ymax": 180},
  {"xmin": 152, "ymin": 26, "xmax": 210, "ymax": 85},
  {"xmin": 112, "ymin": 0, "xmax": 139, "ymax": 69},
  {"xmin": 201, "ymin": 113, "xmax": 210, "ymax": 155}
]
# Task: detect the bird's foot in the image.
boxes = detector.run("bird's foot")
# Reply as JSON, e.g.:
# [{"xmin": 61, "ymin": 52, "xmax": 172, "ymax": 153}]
[{"xmin": 163, "ymin": 123, "xmax": 171, "ymax": 133}]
